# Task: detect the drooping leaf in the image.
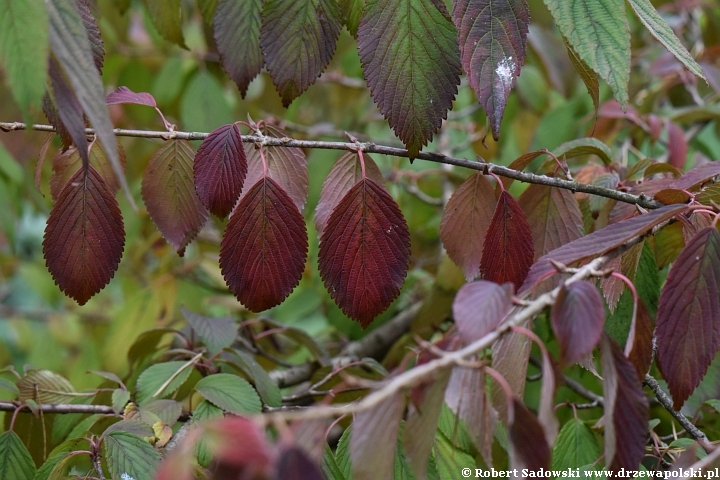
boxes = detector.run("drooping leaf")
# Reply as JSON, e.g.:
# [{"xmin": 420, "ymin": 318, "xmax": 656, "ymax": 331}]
[
  {"xmin": 76, "ymin": 0, "xmax": 103, "ymax": 72},
  {"xmin": 194, "ymin": 124, "xmax": 248, "ymax": 218},
  {"xmin": 17, "ymin": 369, "xmax": 75, "ymax": 403},
  {"xmin": 42, "ymin": 89, "xmax": 73, "ymax": 150},
  {"xmin": 47, "ymin": 0, "xmax": 128, "ymax": 204},
  {"xmin": 197, "ymin": 0, "xmax": 217, "ymax": 24},
  {"xmin": 0, "ymin": 0, "xmax": 48, "ymax": 112},
  {"xmin": 318, "ymin": 178, "xmax": 411, "ymax": 327},
  {"xmin": 627, "ymin": 0, "xmax": 705, "ymax": 81},
  {"xmin": 141, "ymin": 0, "xmax": 186, "ymax": 47},
  {"xmin": 601, "ymin": 335, "xmax": 648, "ymax": 471},
  {"xmin": 480, "ymin": 190, "xmax": 534, "ymax": 290},
  {"xmin": 50, "ymin": 142, "xmax": 126, "ymax": 200},
  {"xmin": 227, "ymin": 349, "xmax": 282, "ymax": 407},
  {"xmin": 0, "ymin": 431, "xmax": 37, "ymax": 480},
  {"xmin": 551, "ymin": 419, "xmax": 601, "ymax": 471},
  {"xmin": 136, "ymin": 361, "xmax": 195, "ymax": 405},
  {"xmin": 43, "ymin": 166, "xmax": 125, "ymax": 305},
  {"xmin": 453, "ymin": 0, "xmax": 529, "ymax": 140},
  {"xmin": 562, "ymin": 35, "xmax": 599, "ymax": 113},
  {"xmin": 142, "ymin": 139, "xmax": 209, "ymax": 256},
  {"xmin": 358, "ymin": 0, "xmax": 461, "ymax": 157},
  {"xmin": 48, "ymin": 57, "xmax": 89, "ymax": 165},
  {"xmin": 626, "ymin": 299, "xmax": 654, "ymax": 379},
  {"xmin": 544, "ymin": 0, "xmax": 630, "ymax": 106},
  {"xmin": 665, "ymin": 120, "xmax": 688, "ymax": 170},
  {"xmin": 220, "ymin": 177, "xmax": 308, "ymax": 311},
  {"xmin": 214, "ymin": 0, "xmax": 264, "ymax": 97},
  {"xmin": 656, "ymin": 227, "xmax": 720, "ymax": 410},
  {"xmin": 339, "ymin": 0, "xmax": 365, "ymax": 37},
  {"xmin": 106, "ymin": 86, "xmax": 156, "ymax": 107},
  {"xmin": 452, "ymin": 280, "xmax": 512, "ymax": 345},
  {"xmin": 350, "ymin": 393, "xmax": 404, "ymax": 480},
  {"xmin": 509, "ymin": 398, "xmax": 551, "ymax": 472},
  {"xmin": 241, "ymin": 124, "xmax": 308, "ymax": 211},
  {"xmin": 519, "ymin": 183, "xmax": 583, "ymax": 261},
  {"xmin": 316, "ymin": 152, "xmax": 384, "ymax": 237},
  {"xmin": 260, "ymin": 0, "xmax": 341, "ymax": 106},
  {"xmin": 491, "ymin": 328, "xmax": 530, "ymax": 422},
  {"xmin": 653, "ymin": 221, "xmax": 685, "ymax": 269},
  {"xmin": 440, "ymin": 172, "xmax": 497, "ymax": 280},
  {"xmin": 34, "ymin": 438, "xmax": 89, "ymax": 480},
  {"xmin": 552, "ymin": 281, "xmax": 605, "ymax": 365},
  {"xmin": 181, "ymin": 307, "xmax": 237, "ymax": 354},
  {"xmin": 521, "ymin": 204, "xmax": 686, "ymax": 292},
  {"xmin": 554, "ymin": 138, "xmax": 613, "ymax": 166},
  {"xmin": 194, "ymin": 373, "xmax": 262, "ymax": 414},
  {"xmin": 276, "ymin": 447, "xmax": 324, "ymax": 480},
  {"xmin": 104, "ymin": 431, "xmax": 161, "ymax": 480}
]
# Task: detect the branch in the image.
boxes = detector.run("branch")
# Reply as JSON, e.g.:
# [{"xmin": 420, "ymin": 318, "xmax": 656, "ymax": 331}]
[
  {"xmin": 0, "ymin": 121, "xmax": 663, "ymax": 210},
  {"xmin": 0, "ymin": 402, "xmax": 114, "ymax": 415},
  {"xmin": 644, "ymin": 374, "xmax": 709, "ymax": 445}
]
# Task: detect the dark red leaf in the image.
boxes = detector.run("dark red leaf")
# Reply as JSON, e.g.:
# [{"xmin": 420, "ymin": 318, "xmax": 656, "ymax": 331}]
[
  {"xmin": 665, "ymin": 120, "xmax": 688, "ymax": 170},
  {"xmin": 315, "ymin": 152, "xmax": 384, "ymax": 237},
  {"xmin": 141, "ymin": 140, "xmax": 209, "ymax": 256},
  {"xmin": 77, "ymin": 0, "xmax": 104, "ymax": 72},
  {"xmin": 480, "ymin": 190, "xmax": 534, "ymax": 290},
  {"xmin": 215, "ymin": 0, "xmax": 264, "ymax": 97},
  {"xmin": 357, "ymin": 0, "xmax": 461, "ymax": 157},
  {"xmin": 551, "ymin": 281, "xmax": 605, "ymax": 365},
  {"xmin": 206, "ymin": 417, "xmax": 273, "ymax": 479},
  {"xmin": 509, "ymin": 398, "xmax": 551, "ymax": 472},
  {"xmin": 220, "ymin": 177, "xmax": 308, "ymax": 312},
  {"xmin": 440, "ymin": 173, "xmax": 497, "ymax": 280},
  {"xmin": 105, "ymin": 86, "xmax": 156, "ymax": 107},
  {"xmin": 42, "ymin": 92, "xmax": 73, "ymax": 150},
  {"xmin": 260, "ymin": 0, "xmax": 341, "ymax": 106},
  {"xmin": 350, "ymin": 393, "xmax": 404, "ymax": 480},
  {"xmin": 453, "ymin": 0, "xmax": 529, "ymax": 140},
  {"xmin": 275, "ymin": 447, "xmax": 323, "ymax": 480},
  {"xmin": 601, "ymin": 335, "xmax": 648, "ymax": 472},
  {"xmin": 521, "ymin": 204, "xmax": 686, "ymax": 293},
  {"xmin": 653, "ymin": 188, "xmax": 691, "ymax": 205},
  {"xmin": 194, "ymin": 124, "xmax": 248, "ymax": 217},
  {"xmin": 626, "ymin": 299, "xmax": 654, "ymax": 379},
  {"xmin": 519, "ymin": 184, "xmax": 583, "ymax": 261},
  {"xmin": 656, "ymin": 227, "xmax": 720, "ymax": 410},
  {"xmin": 241, "ymin": 124, "xmax": 308, "ymax": 211},
  {"xmin": 50, "ymin": 143, "xmax": 126, "ymax": 200},
  {"xmin": 452, "ymin": 280, "xmax": 512, "ymax": 345},
  {"xmin": 318, "ymin": 178, "xmax": 410, "ymax": 327},
  {"xmin": 48, "ymin": 57, "xmax": 89, "ymax": 166},
  {"xmin": 43, "ymin": 166, "xmax": 125, "ymax": 305}
]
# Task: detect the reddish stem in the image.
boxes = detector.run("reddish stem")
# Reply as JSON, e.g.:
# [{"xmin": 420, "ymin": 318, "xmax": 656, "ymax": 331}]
[
  {"xmin": 259, "ymin": 146, "xmax": 268, "ymax": 178},
  {"xmin": 358, "ymin": 149, "xmax": 366, "ymax": 179}
]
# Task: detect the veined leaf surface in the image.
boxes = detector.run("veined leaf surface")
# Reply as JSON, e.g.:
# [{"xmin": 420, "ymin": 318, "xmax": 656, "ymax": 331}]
[{"xmin": 215, "ymin": 0, "xmax": 264, "ymax": 97}]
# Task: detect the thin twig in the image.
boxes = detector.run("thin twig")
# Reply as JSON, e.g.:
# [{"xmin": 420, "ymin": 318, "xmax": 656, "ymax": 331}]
[
  {"xmin": 643, "ymin": 374, "xmax": 709, "ymax": 445},
  {"xmin": 0, "ymin": 122, "xmax": 664, "ymax": 210},
  {"xmin": 0, "ymin": 401, "xmax": 115, "ymax": 415}
]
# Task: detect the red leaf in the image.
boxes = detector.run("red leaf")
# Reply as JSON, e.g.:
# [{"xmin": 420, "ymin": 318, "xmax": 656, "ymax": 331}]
[
  {"xmin": 220, "ymin": 177, "xmax": 308, "ymax": 312},
  {"xmin": 141, "ymin": 140, "xmax": 209, "ymax": 256},
  {"xmin": 318, "ymin": 178, "xmax": 410, "ymax": 327},
  {"xmin": 357, "ymin": 0, "xmax": 461, "ymax": 157},
  {"xmin": 452, "ymin": 280, "xmax": 512, "ymax": 345},
  {"xmin": 260, "ymin": 0, "xmax": 341, "ymax": 106},
  {"xmin": 214, "ymin": 0, "xmax": 264, "ymax": 97},
  {"xmin": 105, "ymin": 86, "xmax": 156, "ymax": 107},
  {"xmin": 665, "ymin": 120, "xmax": 688, "ymax": 170},
  {"xmin": 521, "ymin": 204, "xmax": 686, "ymax": 293},
  {"xmin": 551, "ymin": 281, "xmax": 605, "ymax": 365},
  {"xmin": 519, "ymin": 184, "xmax": 584, "ymax": 261},
  {"xmin": 43, "ymin": 166, "xmax": 125, "ymax": 304},
  {"xmin": 194, "ymin": 124, "xmax": 248, "ymax": 217},
  {"xmin": 50, "ymin": 142, "xmax": 126, "ymax": 200},
  {"xmin": 480, "ymin": 190, "xmax": 534, "ymax": 290},
  {"xmin": 206, "ymin": 417, "xmax": 273, "ymax": 478},
  {"xmin": 599, "ymin": 256, "xmax": 623, "ymax": 313},
  {"xmin": 48, "ymin": 57, "xmax": 89, "ymax": 164},
  {"xmin": 653, "ymin": 188, "xmax": 691, "ymax": 205},
  {"xmin": 77, "ymin": 0, "xmax": 104, "ymax": 72},
  {"xmin": 673, "ymin": 162, "xmax": 720, "ymax": 191},
  {"xmin": 315, "ymin": 152, "xmax": 384, "ymax": 237},
  {"xmin": 275, "ymin": 447, "xmax": 324, "ymax": 480},
  {"xmin": 241, "ymin": 124, "xmax": 308, "ymax": 211},
  {"xmin": 626, "ymin": 299, "xmax": 654, "ymax": 379},
  {"xmin": 350, "ymin": 393, "xmax": 404, "ymax": 480},
  {"xmin": 440, "ymin": 173, "xmax": 497, "ymax": 280},
  {"xmin": 453, "ymin": 0, "xmax": 529, "ymax": 140},
  {"xmin": 509, "ymin": 398, "xmax": 551, "ymax": 473},
  {"xmin": 601, "ymin": 335, "xmax": 648, "ymax": 472},
  {"xmin": 656, "ymin": 227, "xmax": 720, "ymax": 410}
]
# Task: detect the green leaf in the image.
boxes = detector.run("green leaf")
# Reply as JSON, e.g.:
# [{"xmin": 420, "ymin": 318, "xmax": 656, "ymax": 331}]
[
  {"xmin": 34, "ymin": 438, "xmax": 89, "ymax": 480},
  {"xmin": 0, "ymin": 0, "xmax": 48, "ymax": 113},
  {"xmin": 112, "ymin": 389, "xmax": 131, "ymax": 414},
  {"xmin": 357, "ymin": 0, "xmax": 461, "ymax": 157},
  {"xmin": 104, "ymin": 431, "xmax": 161, "ymax": 480},
  {"xmin": 142, "ymin": 0, "xmax": 186, "ymax": 47},
  {"xmin": 0, "ymin": 377, "xmax": 19, "ymax": 396},
  {"xmin": 553, "ymin": 137, "xmax": 613, "ymax": 166},
  {"xmin": 143, "ymin": 399, "xmax": 183, "ymax": 426},
  {"xmin": 544, "ymin": 0, "xmax": 630, "ymax": 107},
  {"xmin": 551, "ymin": 419, "xmax": 600, "ymax": 472},
  {"xmin": 197, "ymin": 0, "xmax": 218, "ymax": 25},
  {"xmin": 195, "ymin": 373, "xmax": 262, "ymax": 414},
  {"xmin": 0, "ymin": 431, "xmax": 37, "ymax": 480},
  {"xmin": 228, "ymin": 350, "xmax": 282, "ymax": 407},
  {"xmin": 562, "ymin": 34, "xmax": 599, "ymax": 113},
  {"xmin": 136, "ymin": 361, "xmax": 195, "ymax": 405},
  {"xmin": 17, "ymin": 369, "xmax": 77, "ymax": 403},
  {"xmin": 627, "ymin": 0, "xmax": 705, "ymax": 81},
  {"xmin": 46, "ymin": 0, "xmax": 131, "ymax": 206},
  {"xmin": 339, "ymin": 0, "xmax": 365, "ymax": 37},
  {"xmin": 181, "ymin": 307, "xmax": 236, "ymax": 354},
  {"xmin": 180, "ymin": 71, "xmax": 234, "ymax": 132},
  {"xmin": 214, "ymin": 0, "xmax": 263, "ymax": 97},
  {"xmin": 323, "ymin": 443, "xmax": 350, "ymax": 480},
  {"xmin": 433, "ymin": 430, "xmax": 476, "ymax": 479}
]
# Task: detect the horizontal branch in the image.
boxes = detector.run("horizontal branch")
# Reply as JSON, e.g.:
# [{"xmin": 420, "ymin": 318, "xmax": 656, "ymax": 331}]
[
  {"xmin": 0, "ymin": 121, "xmax": 663, "ymax": 210},
  {"xmin": 0, "ymin": 401, "xmax": 114, "ymax": 415}
]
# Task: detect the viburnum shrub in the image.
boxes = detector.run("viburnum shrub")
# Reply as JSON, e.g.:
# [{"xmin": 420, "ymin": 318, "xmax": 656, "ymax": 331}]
[{"xmin": 0, "ymin": 0, "xmax": 719, "ymax": 478}]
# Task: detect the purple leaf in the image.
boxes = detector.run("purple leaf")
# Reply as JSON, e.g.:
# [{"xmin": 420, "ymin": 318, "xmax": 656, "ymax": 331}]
[
  {"xmin": 350, "ymin": 393, "xmax": 404, "ymax": 480},
  {"xmin": 50, "ymin": 142, "xmax": 126, "ymax": 200},
  {"xmin": 551, "ymin": 281, "xmax": 605, "ymax": 365},
  {"xmin": 453, "ymin": 0, "xmax": 529, "ymax": 140},
  {"xmin": 509, "ymin": 398, "xmax": 551, "ymax": 473},
  {"xmin": 106, "ymin": 86, "xmax": 157, "ymax": 108},
  {"xmin": 76, "ymin": 0, "xmax": 104, "ymax": 72},
  {"xmin": 452, "ymin": 280, "xmax": 512, "ymax": 345},
  {"xmin": 48, "ymin": 57, "xmax": 89, "ymax": 166},
  {"xmin": 275, "ymin": 447, "xmax": 324, "ymax": 480}
]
